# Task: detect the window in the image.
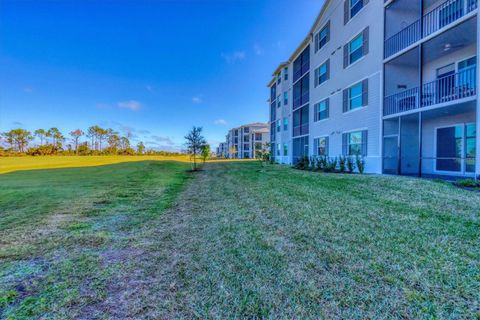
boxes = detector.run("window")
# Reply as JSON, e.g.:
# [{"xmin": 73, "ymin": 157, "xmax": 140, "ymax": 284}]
[
  {"xmin": 344, "ymin": 28, "xmax": 369, "ymax": 68},
  {"xmin": 283, "ymin": 143, "xmax": 288, "ymax": 156},
  {"xmin": 283, "ymin": 117, "xmax": 288, "ymax": 131},
  {"xmin": 343, "ymin": 130, "xmax": 367, "ymax": 156},
  {"xmin": 293, "ymin": 75, "xmax": 310, "ymax": 109},
  {"xmin": 277, "ymin": 121, "xmax": 281, "ymax": 132},
  {"xmin": 293, "ymin": 105, "xmax": 309, "ymax": 137},
  {"xmin": 313, "ymin": 137, "xmax": 329, "ymax": 156},
  {"xmin": 270, "ymin": 84, "xmax": 276, "ymax": 102},
  {"xmin": 277, "ymin": 73, "xmax": 281, "ymax": 84},
  {"xmin": 277, "ymin": 96, "xmax": 281, "ymax": 108},
  {"xmin": 284, "ymin": 67, "xmax": 289, "ymax": 80},
  {"xmin": 343, "ymin": 79, "xmax": 368, "ymax": 112},
  {"xmin": 293, "ymin": 45, "xmax": 310, "ymax": 83},
  {"xmin": 314, "ymin": 99, "xmax": 329, "ymax": 121},
  {"xmin": 350, "ymin": 0, "xmax": 363, "ymax": 18},
  {"xmin": 243, "ymin": 135, "xmax": 249, "ymax": 142},
  {"xmin": 315, "ymin": 21, "xmax": 330, "ymax": 53},
  {"xmin": 255, "ymin": 133, "xmax": 262, "ymax": 141},
  {"xmin": 244, "ymin": 127, "xmax": 250, "ymax": 133},
  {"xmin": 436, "ymin": 123, "xmax": 476, "ymax": 173},
  {"xmin": 314, "ymin": 60, "xmax": 329, "ymax": 87},
  {"xmin": 244, "ymin": 144, "xmax": 250, "ymax": 151},
  {"xmin": 284, "ymin": 92, "xmax": 288, "ymax": 105},
  {"xmin": 277, "ymin": 143, "xmax": 281, "ymax": 156}
]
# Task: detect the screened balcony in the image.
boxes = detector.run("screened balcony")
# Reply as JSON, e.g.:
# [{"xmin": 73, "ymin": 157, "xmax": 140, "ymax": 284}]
[
  {"xmin": 384, "ymin": 18, "xmax": 477, "ymax": 116},
  {"xmin": 384, "ymin": 0, "xmax": 477, "ymax": 58}
]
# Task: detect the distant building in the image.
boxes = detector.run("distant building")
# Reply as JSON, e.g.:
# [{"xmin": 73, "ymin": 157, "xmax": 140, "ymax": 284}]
[
  {"xmin": 216, "ymin": 142, "xmax": 227, "ymax": 158},
  {"xmin": 225, "ymin": 123, "xmax": 270, "ymax": 159}
]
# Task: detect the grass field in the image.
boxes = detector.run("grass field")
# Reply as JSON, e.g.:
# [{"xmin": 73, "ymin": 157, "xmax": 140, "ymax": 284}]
[{"xmin": 1, "ymin": 160, "xmax": 479, "ymax": 319}]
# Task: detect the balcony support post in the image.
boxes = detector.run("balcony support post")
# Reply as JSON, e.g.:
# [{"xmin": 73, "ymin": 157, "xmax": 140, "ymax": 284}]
[
  {"xmin": 398, "ymin": 116, "xmax": 402, "ymax": 175},
  {"xmin": 476, "ymin": 18, "xmax": 480, "ymax": 179},
  {"xmin": 418, "ymin": 111, "xmax": 423, "ymax": 177}
]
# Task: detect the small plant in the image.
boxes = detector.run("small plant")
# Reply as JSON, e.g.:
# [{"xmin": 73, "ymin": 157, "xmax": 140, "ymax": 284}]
[
  {"xmin": 294, "ymin": 156, "xmax": 310, "ymax": 170},
  {"xmin": 456, "ymin": 179, "xmax": 480, "ymax": 188},
  {"xmin": 347, "ymin": 156, "xmax": 355, "ymax": 173},
  {"xmin": 309, "ymin": 156, "xmax": 317, "ymax": 171},
  {"xmin": 339, "ymin": 156, "xmax": 346, "ymax": 173},
  {"xmin": 324, "ymin": 157, "xmax": 337, "ymax": 173},
  {"xmin": 356, "ymin": 155, "xmax": 365, "ymax": 174}
]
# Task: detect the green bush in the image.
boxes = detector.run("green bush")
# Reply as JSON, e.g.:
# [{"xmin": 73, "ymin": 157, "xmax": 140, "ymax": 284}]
[
  {"xmin": 347, "ymin": 156, "xmax": 355, "ymax": 173},
  {"xmin": 339, "ymin": 156, "xmax": 346, "ymax": 173},
  {"xmin": 456, "ymin": 179, "xmax": 480, "ymax": 188},
  {"xmin": 356, "ymin": 156, "xmax": 365, "ymax": 174}
]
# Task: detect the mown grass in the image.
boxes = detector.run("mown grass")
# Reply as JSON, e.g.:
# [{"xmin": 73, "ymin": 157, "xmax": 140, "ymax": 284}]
[
  {"xmin": 0, "ymin": 160, "xmax": 191, "ymax": 319},
  {"xmin": 1, "ymin": 160, "xmax": 479, "ymax": 319},
  {"xmin": 0, "ymin": 155, "xmax": 192, "ymax": 174},
  {"xmin": 125, "ymin": 161, "xmax": 479, "ymax": 319}
]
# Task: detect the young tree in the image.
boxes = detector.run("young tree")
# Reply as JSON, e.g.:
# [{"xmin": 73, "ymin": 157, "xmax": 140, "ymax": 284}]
[
  {"xmin": 184, "ymin": 126, "xmax": 206, "ymax": 171},
  {"xmin": 34, "ymin": 129, "xmax": 47, "ymax": 145},
  {"xmin": 47, "ymin": 127, "xmax": 64, "ymax": 149},
  {"xmin": 200, "ymin": 144, "xmax": 211, "ymax": 163},
  {"xmin": 87, "ymin": 126, "xmax": 97, "ymax": 151},
  {"xmin": 137, "ymin": 141, "xmax": 145, "ymax": 155},
  {"xmin": 107, "ymin": 133, "xmax": 121, "ymax": 154},
  {"xmin": 2, "ymin": 129, "xmax": 33, "ymax": 152},
  {"xmin": 69, "ymin": 129, "xmax": 84, "ymax": 154}
]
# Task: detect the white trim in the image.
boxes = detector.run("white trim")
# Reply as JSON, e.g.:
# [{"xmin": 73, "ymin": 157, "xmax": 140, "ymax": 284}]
[
  {"xmin": 344, "ymin": 105, "xmax": 368, "ymax": 115},
  {"xmin": 343, "ymin": 127, "xmax": 368, "ymax": 134}
]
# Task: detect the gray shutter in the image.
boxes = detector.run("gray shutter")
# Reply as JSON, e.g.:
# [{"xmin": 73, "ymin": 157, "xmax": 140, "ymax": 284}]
[
  {"xmin": 342, "ymin": 133, "xmax": 348, "ymax": 156},
  {"xmin": 325, "ymin": 137, "xmax": 329, "ymax": 156},
  {"xmin": 314, "ymin": 68, "xmax": 319, "ymax": 87},
  {"xmin": 314, "ymin": 103, "xmax": 318, "ymax": 122},
  {"xmin": 326, "ymin": 21, "xmax": 330, "ymax": 43},
  {"xmin": 343, "ymin": 88, "xmax": 348, "ymax": 112},
  {"xmin": 325, "ymin": 98, "xmax": 330, "ymax": 118},
  {"xmin": 343, "ymin": 44, "xmax": 349, "ymax": 68},
  {"xmin": 314, "ymin": 33, "xmax": 319, "ymax": 53},
  {"xmin": 363, "ymin": 26, "xmax": 369, "ymax": 56},
  {"xmin": 326, "ymin": 59, "xmax": 330, "ymax": 81},
  {"xmin": 344, "ymin": 0, "xmax": 350, "ymax": 25},
  {"xmin": 362, "ymin": 130, "xmax": 368, "ymax": 156},
  {"xmin": 362, "ymin": 78, "xmax": 369, "ymax": 106}
]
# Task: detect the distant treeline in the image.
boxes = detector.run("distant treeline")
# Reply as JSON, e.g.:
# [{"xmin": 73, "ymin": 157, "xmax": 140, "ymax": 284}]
[{"xmin": 0, "ymin": 126, "xmax": 183, "ymax": 157}]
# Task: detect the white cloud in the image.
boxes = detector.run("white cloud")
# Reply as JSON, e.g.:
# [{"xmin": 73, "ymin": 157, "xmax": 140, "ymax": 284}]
[
  {"xmin": 253, "ymin": 44, "xmax": 264, "ymax": 56},
  {"xmin": 214, "ymin": 119, "xmax": 227, "ymax": 126},
  {"xmin": 192, "ymin": 96, "xmax": 203, "ymax": 104},
  {"xmin": 221, "ymin": 51, "xmax": 246, "ymax": 64},
  {"xmin": 118, "ymin": 100, "xmax": 142, "ymax": 111}
]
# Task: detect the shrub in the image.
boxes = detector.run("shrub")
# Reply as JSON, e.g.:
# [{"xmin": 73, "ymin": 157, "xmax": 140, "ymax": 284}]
[
  {"xmin": 339, "ymin": 156, "xmax": 346, "ymax": 173},
  {"xmin": 294, "ymin": 156, "xmax": 310, "ymax": 170},
  {"xmin": 356, "ymin": 156, "xmax": 365, "ymax": 174},
  {"xmin": 317, "ymin": 156, "xmax": 327, "ymax": 171},
  {"xmin": 309, "ymin": 156, "xmax": 317, "ymax": 171},
  {"xmin": 347, "ymin": 156, "xmax": 355, "ymax": 173},
  {"xmin": 324, "ymin": 157, "xmax": 337, "ymax": 173},
  {"xmin": 456, "ymin": 179, "xmax": 480, "ymax": 188}
]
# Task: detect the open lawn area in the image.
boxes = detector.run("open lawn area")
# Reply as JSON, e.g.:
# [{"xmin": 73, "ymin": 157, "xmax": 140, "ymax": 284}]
[{"xmin": 0, "ymin": 160, "xmax": 479, "ymax": 319}]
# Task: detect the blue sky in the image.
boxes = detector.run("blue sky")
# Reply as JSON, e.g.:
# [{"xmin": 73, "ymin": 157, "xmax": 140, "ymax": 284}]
[{"xmin": 0, "ymin": 0, "xmax": 323, "ymax": 151}]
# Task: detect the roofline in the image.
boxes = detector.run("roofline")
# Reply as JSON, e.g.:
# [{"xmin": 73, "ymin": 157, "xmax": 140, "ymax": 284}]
[{"xmin": 266, "ymin": 0, "xmax": 333, "ymax": 87}]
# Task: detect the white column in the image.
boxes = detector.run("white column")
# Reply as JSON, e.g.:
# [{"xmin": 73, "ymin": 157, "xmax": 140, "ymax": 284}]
[{"xmin": 476, "ymin": 18, "xmax": 480, "ymax": 179}]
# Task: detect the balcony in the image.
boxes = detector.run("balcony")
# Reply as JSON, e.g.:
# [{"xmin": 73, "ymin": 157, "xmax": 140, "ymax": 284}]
[
  {"xmin": 384, "ymin": 66, "xmax": 476, "ymax": 115},
  {"xmin": 384, "ymin": 0, "xmax": 477, "ymax": 58}
]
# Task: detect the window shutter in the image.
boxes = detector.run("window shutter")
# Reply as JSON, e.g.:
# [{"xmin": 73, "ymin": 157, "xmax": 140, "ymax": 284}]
[
  {"xmin": 343, "ymin": 89, "xmax": 348, "ymax": 112},
  {"xmin": 325, "ymin": 137, "xmax": 329, "ymax": 156},
  {"xmin": 342, "ymin": 133, "xmax": 348, "ymax": 156},
  {"xmin": 313, "ymin": 138, "xmax": 318, "ymax": 156},
  {"xmin": 326, "ymin": 21, "xmax": 330, "ymax": 43},
  {"xmin": 344, "ymin": 0, "xmax": 350, "ymax": 25},
  {"xmin": 314, "ymin": 68, "xmax": 319, "ymax": 87},
  {"xmin": 343, "ymin": 44, "xmax": 349, "ymax": 68},
  {"xmin": 314, "ymin": 103, "xmax": 318, "ymax": 122},
  {"xmin": 362, "ymin": 78, "xmax": 369, "ymax": 106},
  {"xmin": 325, "ymin": 98, "xmax": 330, "ymax": 118},
  {"xmin": 314, "ymin": 33, "xmax": 319, "ymax": 53},
  {"xmin": 326, "ymin": 59, "xmax": 330, "ymax": 81},
  {"xmin": 363, "ymin": 27, "xmax": 369, "ymax": 56},
  {"xmin": 362, "ymin": 130, "xmax": 368, "ymax": 156}
]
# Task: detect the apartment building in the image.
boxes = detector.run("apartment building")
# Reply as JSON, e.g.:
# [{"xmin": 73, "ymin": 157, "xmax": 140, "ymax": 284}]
[
  {"xmin": 216, "ymin": 142, "xmax": 227, "ymax": 158},
  {"xmin": 268, "ymin": 0, "xmax": 478, "ymax": 178},
  {"xmin": 225, "ymin": 123, "xmax": 270, "ymax": 159}
]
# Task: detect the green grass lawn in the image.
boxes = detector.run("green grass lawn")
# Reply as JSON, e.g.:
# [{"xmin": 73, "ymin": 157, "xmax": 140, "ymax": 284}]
[{"xmin": 1, "ymin": 160, "xmax": 479, "ymax": 319}]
